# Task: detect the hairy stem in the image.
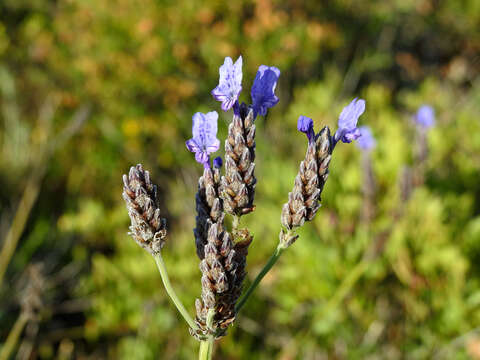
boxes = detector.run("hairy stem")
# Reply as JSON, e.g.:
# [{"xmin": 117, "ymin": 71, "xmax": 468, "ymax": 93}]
[
  {"xmin": 154, "ymin": 253, "xmax": 197, "ymax": 331},
  {"xmin": 235, "ymin": 244, "xmax": 285, "ymax": 313}
]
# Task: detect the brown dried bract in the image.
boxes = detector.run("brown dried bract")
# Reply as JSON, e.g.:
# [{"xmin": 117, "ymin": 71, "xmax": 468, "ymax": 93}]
[
  {"xmin": 221, "ymin": 104, "xmax": 256, "ymax": 216},
  {"xmin": 122, "ymin": 164, "xmax": 167, "ymax": 254},
  {"xmin": 193, "ymin": 167, "xmax": 252, "ymax": 340},
  {"xmin": 281, "ymin": 126, "xmax": 332, "ymax": 234}
]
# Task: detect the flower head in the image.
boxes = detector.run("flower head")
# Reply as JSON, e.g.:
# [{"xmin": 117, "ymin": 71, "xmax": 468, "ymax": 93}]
[
  {"xmin": 334, "ymin": 98, "xmax": 366, "ymax": 144},
  {"xmin": 186, "ymin": 111, "xmax": 220, "ymax": 168},
  {"xmin": 297, "ymin": 115, "xmax": 315, "ymax": 143},
  {"xmin": 211, "ymin": 56, "xmax": 243, "ymax": 112},
  {"xmin": 356, "ymin": 126, "xmax": 376, "ymax": 151},
  {"xmin": 251, "ymin": 65, "xmax": 280, "ymax": 117},
  {"xmin": 415, "ymin": 105, "xmax": 435, "ymax": 129}
]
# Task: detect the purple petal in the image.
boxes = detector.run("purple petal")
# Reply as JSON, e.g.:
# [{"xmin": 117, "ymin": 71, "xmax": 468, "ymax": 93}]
[
  {"xmin": 338, "ymin": 98, "xmax": 366, "ymax": 130},
  {"xmin": 356, "ymin": 126, "xmax": 376, "ymax": 150},
  {"xmin": 415, "ymin": 105, "xmax": 435, "ymax": 128},
  {"xmin": 251, "ymin": 65, "xmax": 280, "ymax": 117},
  {"xmin": 206, "ymin": 138, "xmax": 220, "ymax": 154},
  {"xmin": 186, "ymin": 138, "xmax": 200, "ymax": 153},
  {"xmin": 342, "ymin": 128, "xmax": 362, "ymax": 143},
  {"xmin": 211, "ymin": 88, "xmax": 228, "ymax": 102},
  {"xmin": 211, "ymin": 56, "xmax": 243, "ymax": 112},
  {"xmin": 297, "ymin": 115, "xmax": 313, "ymax": 133},
  {"xmin": 204, "ymin": 111, "xmax": 219, "ymax": 137},
  {"xmin": 195, "ymin": 151, "xmax": 209, "ymax": 165},
  {"xmin": 297, "ymin": 115, "xmax": 315, "ymax": 143},
  {"xmin": 234, "ymin": 56, "xmax": 243, "ymax": 84},
  {"xmin": 334, "ymin": 98, "xmax": 366, "ymax": 145},
  {"xmin": 187, "ymin": 111, "xmax": 220, "ymax": 167},
  {"xmin": 213, "ymin": 156, "xmax": 223, "ymax": 168}
]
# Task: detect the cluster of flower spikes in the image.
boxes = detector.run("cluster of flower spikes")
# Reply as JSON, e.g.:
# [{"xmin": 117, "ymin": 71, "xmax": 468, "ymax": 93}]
[
  {"xmin": 280, "ymin": 98, "xmax": 367, "ymax": 247},
  {"xmin": 186, "ymin": 56, "xmax": 280, "ymax": 339}
]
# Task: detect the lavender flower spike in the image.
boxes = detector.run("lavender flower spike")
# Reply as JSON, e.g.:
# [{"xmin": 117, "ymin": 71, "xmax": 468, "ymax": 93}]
[
  {"xmin": 186, "ymin": 111, "xmax": 220, "ymax": 168},
  {"xmin": 251, "ymin": 65, "xmax": 280, "ymax": 117},
  {"xmin": 415, "ymin": 105, "xmax": 435, "ymax": 129},
  {"xmin": 297, "ymin": 115, "xmax": 315, "ymax": 143},
  {"xmin": 211, "ymin": 56, "xmax": 243, "ymax": 112},
  {"xmin": 334, "ymin": 98, "xmax": 366, "ymax": 145},
  {"xmin": 356, "ymin": 126, "xmax": 376, "ymax": 151}
]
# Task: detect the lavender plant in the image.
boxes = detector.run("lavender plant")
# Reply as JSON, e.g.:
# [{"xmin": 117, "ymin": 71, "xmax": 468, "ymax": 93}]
[{"xmin": 122, "ymin": 56, "xmax": 366, "ymax": 359}]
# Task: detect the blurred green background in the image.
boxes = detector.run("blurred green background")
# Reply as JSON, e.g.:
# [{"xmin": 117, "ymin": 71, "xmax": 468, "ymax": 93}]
[{"xmin": 1, "ymin": 0, "xmax": 480, "ymax": 359}]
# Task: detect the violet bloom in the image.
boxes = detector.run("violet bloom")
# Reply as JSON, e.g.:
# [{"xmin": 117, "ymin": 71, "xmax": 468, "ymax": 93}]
[
  {"xmin": 356, "ymin": 126, "xmax": 376, "ymax": 151},
  {"xmin": 185, "ymin": 111, "xmax": 220, "ymax": 168},
  {"xmin": 297, "ymin": 115, "xmax": 315, "ymax": 143},
  {"xmin": 251, "ymin": 65, "xmax": 280, "ymax": 117},
  {"xmin": 211, "ymin": 56, "xmax": 243, "ymax": 112},
  {"xmin": 334, "ymin": 98, "xmax": 366, "ymax": 145},
  {"xmin": 415, "ymin": 105, "xmax": 435, "ymax": 129},
  {"xmin": 213, "ymin": 156, "xmax": 223, "ymax": 169}
]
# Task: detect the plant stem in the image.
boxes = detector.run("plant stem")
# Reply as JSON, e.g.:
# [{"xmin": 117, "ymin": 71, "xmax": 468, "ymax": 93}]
[
  {"xmin": 0, "ymin": 178, "xmax": 41, "ymax": 285},
  {"xmin": 153, "ymin": 253, "xmax": 197, "ymax": 331},
  {"xmin": 198, "ymin": 337, "xmax": 214, "ymax": 360},
  {"xmin": 235, "ymin": 244, "xmax": 285, "ymax": 313},
  {"xmin": 198, "ymin": 309, "xmax": 215, "ymax": 360},
  {"xmin": 0, "ymin": 312, "xmax": 29, "ymax": 360}
]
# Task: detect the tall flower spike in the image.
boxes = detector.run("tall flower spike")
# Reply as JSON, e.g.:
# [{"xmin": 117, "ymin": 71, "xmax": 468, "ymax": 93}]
[
  {"xmin": 334, "ymin": 98, "xmax": 366, "ymax": 145},
  {"xmin": 281, "ymin": 122, "xmax": 333, "ymax": 246},
  {"xmin": 356, "ymin": 126, "xmax": 376, "ymax": 151},
  {"xmin": 221, "ymin": 103, "xmax": 257, "ymax": 216},
  {"xmin": 186, "ymin": 111, "xmax": 220, "ymax": 168},
  {"xmin": 415, "ymin": 105, "xmax": 435, "ymax": 129},
  {"xmin": 192, "ymin": 165, "xmax": 252, "ymax": 340},
  {"xmin": 251, "ymin": 65, "xmax": 280, "ymax": 117},
  {"xmin": 211, "ymin": 56, "xmax": 243, "ymax": 112},
  {"xmin": 122, "ymin": 164, "xmax": 167, "ymax": 254}
]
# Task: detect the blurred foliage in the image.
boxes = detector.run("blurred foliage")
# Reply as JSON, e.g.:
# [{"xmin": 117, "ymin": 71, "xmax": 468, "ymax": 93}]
[{"xmin": 1, "ymin": 0, "xmax": 480, "ymax": 359}]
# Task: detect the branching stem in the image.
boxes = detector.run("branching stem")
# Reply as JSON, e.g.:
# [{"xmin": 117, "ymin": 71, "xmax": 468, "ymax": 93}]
[
  {"xmin": 153, "ymin": 253, "xmax": 197, "ymax": 331},
  {"xmin": 235, "ymin": 243, "xmax": 286, "ymax": 313}
]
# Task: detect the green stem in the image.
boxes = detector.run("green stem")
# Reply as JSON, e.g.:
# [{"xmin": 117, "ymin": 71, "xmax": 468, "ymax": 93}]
[
  {"xmin": 0, "ymin": 178, "xmax": 41, "ymax": 285},
  {"xmin": 0, "ymin": 312, "xmax": 29, "ymax": 360},
  {"xmin": 235, "ymin": 244, "xmax": 285, "ymax": 313},
  {"xmin": 153, "ymin": 253, "xmax": 197, "ymax": 331},
  {"xmin": 198, "ymin": 309, "xmax": 215, "ymax": 360},
  {"xmin": 198, "ymin": 337, "xmax": 214, "ymax": 360}
]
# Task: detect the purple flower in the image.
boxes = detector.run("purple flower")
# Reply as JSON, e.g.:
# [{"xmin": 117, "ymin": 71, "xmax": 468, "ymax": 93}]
[
  {"xmin": 356, "ymin": 126, "xmax": 376, "ymax": 151},
  {"xmin": 213, "ymin": 156, "xmax": 223, "ymax": 168},
  {"xmin": 334, "ymin": 98, "xmax": 366, "ymax": 145},
  {"xmin": 211, "ymin": 56, "xmax": 243, "ymax": 112},
  {"xmin": 251, "ymin": 65, "xmax": 280, "ymax": 117},
  {"xmin": 297, "ymin": 115, "xmax": 315, "ymax": 143},
  {"xmin": 186, "ymin": 111, "xmax": 220, "ymax": 168},
  {"xmin": 415, "ymin": 105, "xmax": 435, "ymax": 129}
]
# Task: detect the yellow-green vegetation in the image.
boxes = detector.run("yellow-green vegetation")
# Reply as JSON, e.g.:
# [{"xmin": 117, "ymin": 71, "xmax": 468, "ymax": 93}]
[{"xmin": 1, "ymin": 0, "xmax": 480, "ymax": 359}]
